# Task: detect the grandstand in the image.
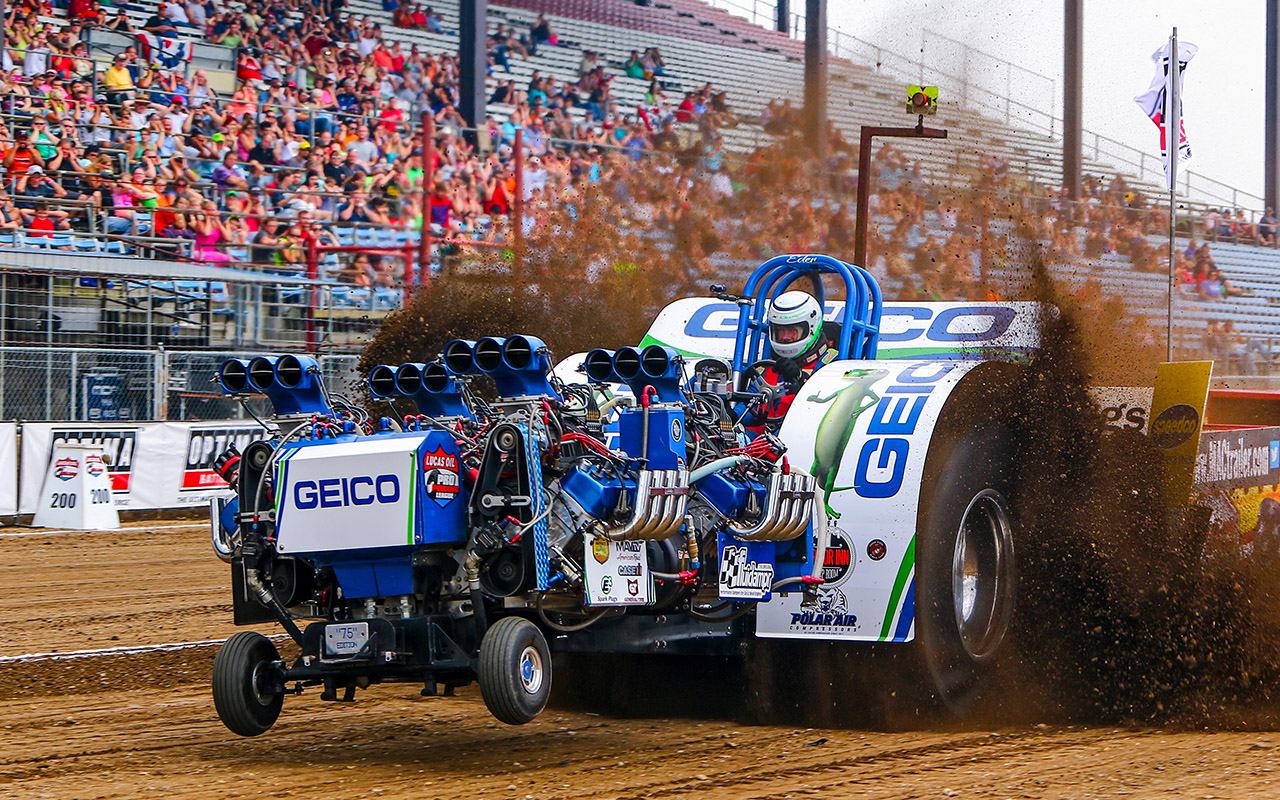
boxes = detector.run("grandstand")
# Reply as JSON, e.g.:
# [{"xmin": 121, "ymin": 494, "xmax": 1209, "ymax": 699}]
[{"xmin": 1, "ymin": 0, "xmax": 1278, "ymax": 422}]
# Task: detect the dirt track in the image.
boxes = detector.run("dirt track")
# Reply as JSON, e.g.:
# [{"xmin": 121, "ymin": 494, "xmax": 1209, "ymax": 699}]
[{"xmin": 4, "ymin": 524, "xmax": 1280, "ymax": 799}]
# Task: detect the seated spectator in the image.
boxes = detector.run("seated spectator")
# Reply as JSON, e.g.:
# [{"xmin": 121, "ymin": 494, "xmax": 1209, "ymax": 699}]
[
  {"xmin": 24, "ymin": 203, "xmax": 71, "ymax": 245},
  {"xmin": 624, "ymin": 51, "xmax": 646, "ymax": 80},
  {"xmin": 103, "ymin": 54, "xmax": 136, "ymax": 105},
  {"xmin": 530, "ymin": 14, "xmax": 556, "ymax": 49},
  {"xmin": 191, "ymin": 199, "xmax": 233, "ymax": 262},
  {"xmin": 1, "ymin": 131, "xmax": 44, "ymax": 176},
  {"xmin": 15, "ymin": 166, "xmax": 70, "ymax": 223},
  {"xmin": 212, "ymin": 152, "xmax": 250, "ymax": 193},
  {"xmin": 143, "ymin": 5, "xmax": 181, "ymax": 37},
  {"xmin": 1260, "ymin": 208, "xmax": 1277, "ymax": 247}
]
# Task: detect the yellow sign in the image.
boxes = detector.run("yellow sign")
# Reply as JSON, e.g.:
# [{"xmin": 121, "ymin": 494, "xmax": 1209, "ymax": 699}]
[{"xmin": 1150, "ymin": 361, "xmax": 1213, "ymax": 504}]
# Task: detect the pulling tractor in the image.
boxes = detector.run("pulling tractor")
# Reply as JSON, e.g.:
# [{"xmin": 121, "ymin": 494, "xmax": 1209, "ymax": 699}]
[{"xmin": 209, "ymin": 254, "xmax": 1044, "ymax": 734}]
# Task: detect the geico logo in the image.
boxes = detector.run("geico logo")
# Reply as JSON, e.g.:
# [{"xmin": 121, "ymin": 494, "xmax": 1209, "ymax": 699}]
[
  {"xmin": 853, "ymin": 362, "xmax": 953, "ymax": 499},
  {"xmin": 293, "ymin": 475, "xmax": 400, "ymax": 509},
  {"xmin": 682, "ymin": 303, "xmax": 1016, "ymax": 343}
]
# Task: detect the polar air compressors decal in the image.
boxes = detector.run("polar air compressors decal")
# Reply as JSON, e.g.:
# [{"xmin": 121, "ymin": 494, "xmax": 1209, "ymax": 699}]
[{"xmin": 755, "ymin": 360, "xmax": 979, "ymax": 643}]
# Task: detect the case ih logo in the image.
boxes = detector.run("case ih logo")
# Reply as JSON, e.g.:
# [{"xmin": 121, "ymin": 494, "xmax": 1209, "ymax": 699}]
[
  {"xmin": 54, "ymin": 458, "xmax": 79, "ymax": 481},
  {"xmin": 182, "ymin": 426, "xmax": 269, "ymax": 491},
  {"xmin": 84, "ymin": 454, "xmax": 106, "ymax": 478},
  {"xmin": 51, "ymin": 429, "xmax": 136, "ymax": 492},
  {"xmin": 422, "ymin": 447, "xmax": 460, "ymax": 507}
]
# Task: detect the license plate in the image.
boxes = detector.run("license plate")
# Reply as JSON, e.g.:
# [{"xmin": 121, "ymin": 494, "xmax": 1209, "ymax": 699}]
[{"xmin": 324, "ymin": 622, "xmax": 370, "ymax": 657}]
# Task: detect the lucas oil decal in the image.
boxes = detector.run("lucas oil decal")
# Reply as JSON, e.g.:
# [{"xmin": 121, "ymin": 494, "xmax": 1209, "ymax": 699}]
[{"xmin": 421, "ymin": 447, "xmax": 460, "ymax": 507}]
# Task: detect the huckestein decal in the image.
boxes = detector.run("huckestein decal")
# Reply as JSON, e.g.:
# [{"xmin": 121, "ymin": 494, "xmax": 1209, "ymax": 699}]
[{"xmin": 757, "ymin": 360, "xmax": 979, "ymax": 643}]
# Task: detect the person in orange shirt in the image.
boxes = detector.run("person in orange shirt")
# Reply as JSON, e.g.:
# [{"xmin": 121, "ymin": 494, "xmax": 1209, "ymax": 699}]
[{"xmin": 1, "ymin": 131, "xmax": 44, "ymax": 177}]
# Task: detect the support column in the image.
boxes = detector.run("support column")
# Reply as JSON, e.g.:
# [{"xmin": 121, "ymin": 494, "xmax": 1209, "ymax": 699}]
[
  {"xmin": 803, "ymin": 0, "xmax": 828, "ymax": 161},
  {"xmin": 1267, "ymin": 0, "xmax": 1280, "ymax": 212},
  {"xmin": 776, "ymin": 0, "xmax": 789, "ymax": 34},
  {"xmin": 458, "ymin": 0, "xmax": 487, "ymax": 140},
  {"xmin": 1063, "ymin": 0, "xmax": 1083, "ymax": 199}
]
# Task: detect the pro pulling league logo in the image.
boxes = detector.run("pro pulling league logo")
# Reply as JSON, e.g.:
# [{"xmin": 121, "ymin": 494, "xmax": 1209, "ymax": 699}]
[
  {"xmin": 54, "ymin": 458, "xmax": 79, "ymax": 481},
  {"xmin": 84, "ymin": 454, "xmax": 106, "ymax": 478},
  {"xmin": 421, "ymin": 447, "xmax": 460, "ymax": 507}
]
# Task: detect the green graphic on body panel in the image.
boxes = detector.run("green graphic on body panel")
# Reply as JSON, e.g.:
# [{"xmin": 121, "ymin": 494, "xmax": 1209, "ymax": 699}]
[{"xmin": 807, "ymin": 368, "xmax": 890, "ymax": 518}]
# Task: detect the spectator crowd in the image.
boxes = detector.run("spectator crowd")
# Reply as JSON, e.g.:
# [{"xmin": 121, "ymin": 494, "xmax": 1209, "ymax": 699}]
[{"xmin": 0, "ymin": 0, "xmax": 1272, "ymax": 340}]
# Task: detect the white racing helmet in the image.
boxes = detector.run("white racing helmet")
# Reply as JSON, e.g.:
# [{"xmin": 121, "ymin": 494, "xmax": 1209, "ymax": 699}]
[{"xmin": 767, "ymin": 291, "xmax": 823, "ymax": 360}]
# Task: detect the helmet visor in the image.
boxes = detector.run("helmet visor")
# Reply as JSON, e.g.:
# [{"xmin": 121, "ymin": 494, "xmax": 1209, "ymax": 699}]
[{"xmin": 771, "ymin": 320, "xmax": 811, "ymax": 345}]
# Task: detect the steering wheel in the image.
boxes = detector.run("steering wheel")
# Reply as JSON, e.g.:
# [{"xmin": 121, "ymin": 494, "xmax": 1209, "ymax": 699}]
[{"xmin": 738, "ymin": 359, "xmax": 778, "ymax": 394}]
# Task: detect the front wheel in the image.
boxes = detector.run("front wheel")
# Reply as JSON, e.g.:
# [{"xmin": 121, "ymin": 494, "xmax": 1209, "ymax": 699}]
[
  {"xmin": 478, "ymin": 617, "xmax": 552, "ymax": 725},
  {"xmin": 212, "ymin": 631, "xmax": 284, "ymax": 736}
]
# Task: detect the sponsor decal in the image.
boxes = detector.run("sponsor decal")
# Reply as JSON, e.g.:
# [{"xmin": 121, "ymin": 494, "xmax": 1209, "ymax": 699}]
[
  {"xmin": 584, "ymin": 534, "xmax": 652, "ymax": 606},
  {"xmin": 867, "ymin": 538, "xmax": 887, "ymax": 561},
  {"xmin": 683, "ymin": 303, "xmax": 1017, "ymax": 345},
  {"xmin": 182, "ymin": 426, "xmax": 269, "ymax": 491},
  {"xmin": 1150, "ymin": 403, "xmax": 1200, "ymax": 449},
  {"xmin": 421, "ymin": 447, "xmax": 460, "ymax": 507},
  {"xmin": 719, "ymin": 544, "xmax": 775, "ymax": 600},
  {"xmin": 84, "ymin": 454, "xmax": 106, "ymax": 478},
  {"xmin": 293, "ymin": 475, "xmax": 400, "ymax": 509},
  {"xmin": 789, "ymin": 588, "xmax": 858, "ymax": 630},
  {"xmin": 1195, "ymin": 430, "xmax": 1280, "ymax": 492},
  {"xmin": 54, "ymin": 457, "xmax": 79, "ymax": 481},
  {"xmin": 51, "ymin": 429, "xmax": 136, "ymax": 492},
  {"xmin": 820, "ymin": 526, "xmax": 853, "ymax": 582},
  {"xmin": 671, "ymin": 418, "xmax": 683, "ymax": 442},
  {"xmin": 1101, "ymin": 403, "xmax": 1148, "ymax": 432}
]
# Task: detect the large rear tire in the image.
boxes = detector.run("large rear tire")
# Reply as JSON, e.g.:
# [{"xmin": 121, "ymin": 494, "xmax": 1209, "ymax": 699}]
[
  {"xmin": 916, "ymin": 422, "xmax": 1018, "ymax": 716},
  {"xmin": 479, "ymin": 617, "xmax": 552, "ymax": 725},
  {"xmin": 212, "ymin": 631, "xmax": 284, "ymax": 737}
]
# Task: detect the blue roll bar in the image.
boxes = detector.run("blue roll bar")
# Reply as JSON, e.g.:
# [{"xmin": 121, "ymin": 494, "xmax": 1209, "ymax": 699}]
[{"xmin": 731, "ymin": 254, "xmax": 882, "ymax": 375}]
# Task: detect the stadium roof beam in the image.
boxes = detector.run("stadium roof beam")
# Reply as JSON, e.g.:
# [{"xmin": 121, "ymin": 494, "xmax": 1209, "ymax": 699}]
[
  {"xmin": 804, "ymin": 0, "xmax": 828, "ymax": 160},
  {"xmin": 1063, "ymin": 0, "xmax": 1083, "ymax": 200}
]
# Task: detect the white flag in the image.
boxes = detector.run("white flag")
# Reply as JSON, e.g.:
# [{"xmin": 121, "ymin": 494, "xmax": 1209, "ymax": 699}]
[{"xmin": 1134, "ymin": 39, "xmax": 1197, "ymax": 190}]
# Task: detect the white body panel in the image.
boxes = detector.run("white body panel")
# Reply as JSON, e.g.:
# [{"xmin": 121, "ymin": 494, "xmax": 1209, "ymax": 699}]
[
  {"xmin": 756, "ymin": 360, "xmax": 981, "ymax": 642},
  {"xmin": 275, "ymin": 436, "xmax": 426, "ymax": 554}
]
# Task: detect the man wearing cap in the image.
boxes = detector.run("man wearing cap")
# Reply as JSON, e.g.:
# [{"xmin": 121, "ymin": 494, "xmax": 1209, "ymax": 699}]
[
  {"xmin": 144, "ymin": 5, "xmax": 181, "ymax": 36},
  {"xmin": 16, "ymin": 166, "xmax": 70, "ymax": 222},
  {"xmin": 163, "ymin": 96, "xmax": 191, "ymax": 131},
  {"xmin": 104, "ymin": 55, "xmax": 136, "ymax": 105}
]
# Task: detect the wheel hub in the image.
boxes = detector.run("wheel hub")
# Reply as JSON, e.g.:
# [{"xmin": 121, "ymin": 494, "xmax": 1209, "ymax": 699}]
[
  {"xmin": 518, "ymin": 646, "xmax": 544, "ymax": 694},
  {"xmin": 951, "ymin": 489, "xmax": 1015, "ymax": 662}
]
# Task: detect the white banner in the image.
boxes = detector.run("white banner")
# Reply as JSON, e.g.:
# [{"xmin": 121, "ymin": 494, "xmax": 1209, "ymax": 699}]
[
  {"xmin": 0, "ymin": 423, "xmax": 16, "ymax": 517},
  {"xmin": 19, "ymin": 421, "xmax": 265, "ymax": 514},
  {"xmin": 1134, "ymin": 39, "xmax": 1197, "ymax": 190}
]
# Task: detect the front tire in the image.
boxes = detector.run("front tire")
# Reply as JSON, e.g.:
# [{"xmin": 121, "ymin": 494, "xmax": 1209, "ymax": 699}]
[
  {"xmin": 212, "ymin": 631, "xmax": 284, "ymax": 736},
  {"xmin": 478, "ymin": 617, "xmax": 552, "ymax": 724}
]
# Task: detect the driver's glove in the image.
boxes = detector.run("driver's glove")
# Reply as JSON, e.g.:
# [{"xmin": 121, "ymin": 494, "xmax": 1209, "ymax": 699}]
[{"xmin": 774, "ymin": 357, "xmax": 803, "ymax": 391}]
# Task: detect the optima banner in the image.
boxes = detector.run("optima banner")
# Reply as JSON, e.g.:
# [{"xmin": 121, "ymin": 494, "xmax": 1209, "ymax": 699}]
[{"xmin": 19, "ymin": 421, "xmax": 264, "ymax": 514}]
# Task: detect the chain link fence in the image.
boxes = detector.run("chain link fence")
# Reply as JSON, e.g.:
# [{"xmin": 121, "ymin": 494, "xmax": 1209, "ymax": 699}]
[{"xmin": 0, "ymin": 347, "xmax": 363, "ymax": 422}]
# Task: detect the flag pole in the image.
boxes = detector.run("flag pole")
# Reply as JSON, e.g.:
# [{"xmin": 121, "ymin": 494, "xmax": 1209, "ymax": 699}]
[{"xmin": 1167, "ymin": 27, "xmax": 1178, "ymax": 362}]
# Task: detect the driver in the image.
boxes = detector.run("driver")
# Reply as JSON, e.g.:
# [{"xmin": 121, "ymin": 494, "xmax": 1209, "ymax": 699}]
[{"xmin": 746, "ymin": 291, "xmax": 838, "ymax": 431}]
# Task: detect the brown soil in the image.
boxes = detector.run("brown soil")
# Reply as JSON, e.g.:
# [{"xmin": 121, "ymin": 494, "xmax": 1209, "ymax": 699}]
[{"xmin": 3, "ymin": 524, "xmax": 1280, "ymax": 799}]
